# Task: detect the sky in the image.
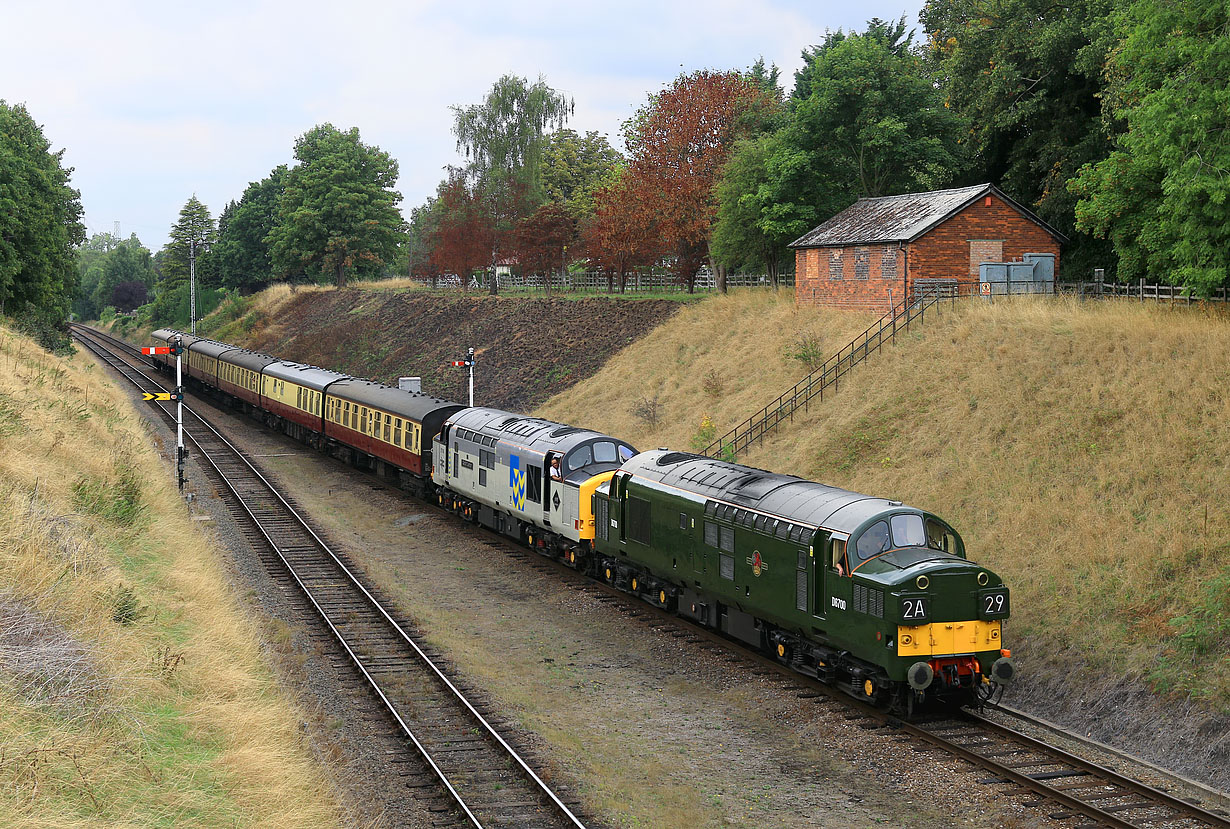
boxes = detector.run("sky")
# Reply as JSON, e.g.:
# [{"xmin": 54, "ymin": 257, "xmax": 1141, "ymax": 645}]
[{"xmin": 4, "ymin": 0, "xmax": 925, "ymax": 252}]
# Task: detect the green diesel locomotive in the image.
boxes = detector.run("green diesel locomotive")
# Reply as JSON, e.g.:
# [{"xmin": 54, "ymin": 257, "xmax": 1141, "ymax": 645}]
[{"xmin": 591, "ymin": 449, "xmax": 1015, "ymax": 712}]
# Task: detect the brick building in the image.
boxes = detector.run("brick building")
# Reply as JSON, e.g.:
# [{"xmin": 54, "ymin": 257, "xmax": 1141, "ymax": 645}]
[{"xmin": 790, "ymin": 184, "xmax": 1065, "ymax": 311}]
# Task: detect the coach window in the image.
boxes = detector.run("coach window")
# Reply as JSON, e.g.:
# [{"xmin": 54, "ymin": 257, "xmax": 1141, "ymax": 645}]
[
  {"xmin": 394, "ymin": 418, "xmax": 403, "ymax": 447},
  {"xmin": 343, "ymin": 402, "xmax": 351, "ymax": 428},
  {"xmin": 384, "ymin": 414, "xmax": 391, "ymax": 442}
]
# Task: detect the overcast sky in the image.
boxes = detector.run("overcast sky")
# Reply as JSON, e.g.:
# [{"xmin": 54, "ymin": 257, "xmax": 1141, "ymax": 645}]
[{"xmin": 4, "ymin": 0, "xmax": 924, "ymax": 251}]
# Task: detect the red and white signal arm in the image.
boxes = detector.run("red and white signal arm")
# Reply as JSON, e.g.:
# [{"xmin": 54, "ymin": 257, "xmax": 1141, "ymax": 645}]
[
  {"xmin": 451, "ymin": 360, "xmax": 473, "ymax": 367},
  {"xmin": 142, "ymin": 346, "xmax": 173, "ymax": 355}
]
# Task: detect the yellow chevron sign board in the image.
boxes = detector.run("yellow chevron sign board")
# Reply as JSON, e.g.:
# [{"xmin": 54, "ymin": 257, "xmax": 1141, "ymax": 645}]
[{"xmin": 143, "ymin": 392, "xmax": 175, "ymax": 401}]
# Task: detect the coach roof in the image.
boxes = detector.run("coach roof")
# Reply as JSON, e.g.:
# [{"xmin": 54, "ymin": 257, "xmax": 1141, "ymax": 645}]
[
  {"xmin": 328, "ymin": 377, "xmax": 463, "ymax": 423},
  {"xmin": 262, "ymin": 361, "xmax": 347, "ymax": 392}
]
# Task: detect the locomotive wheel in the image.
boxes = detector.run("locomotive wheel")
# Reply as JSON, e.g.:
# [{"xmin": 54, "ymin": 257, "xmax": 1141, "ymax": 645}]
[
  {"xmin": 605, "ymin": 567, "xmax": 612, "ymax": 582},
  {"xmin": 631, "ymin": 577, "xmax": 638, "ymax": 592},
  {"xmin": 659, "ymin": 590, "xmax": 667, "ymax": 605}
]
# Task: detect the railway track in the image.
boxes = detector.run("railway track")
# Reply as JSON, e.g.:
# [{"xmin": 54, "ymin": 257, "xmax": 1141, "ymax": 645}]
[
  {"xmin": 70, "ymin": 325, "xmax": 590, "ymax": 829},
  {"xmin": 463, "ymin": 533, "xmax": 1230, "ymax": 829},
  {"xmin": 73, "ymin": 324, "xmax": 1230, "ymax": 829}
]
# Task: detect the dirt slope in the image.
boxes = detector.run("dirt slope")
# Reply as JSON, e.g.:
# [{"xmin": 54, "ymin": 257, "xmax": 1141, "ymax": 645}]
[{"xmin": 226, "ymin": 286, "xmax": 685, "ymax": 411}]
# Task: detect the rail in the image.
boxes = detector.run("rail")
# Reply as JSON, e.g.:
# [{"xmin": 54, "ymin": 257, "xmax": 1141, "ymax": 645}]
[{"xmin": 703, "ymin": 288, "xmax": 954, "ymax": 459}]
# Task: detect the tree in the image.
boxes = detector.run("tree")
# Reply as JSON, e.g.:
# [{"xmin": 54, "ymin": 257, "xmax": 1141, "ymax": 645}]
[
  {"xmin": 452, "ymin": 75, "xmax": 573, "ymax": 198},
  {"xmin": 742, "ymin": 23, "xmax": 965, "ymax": 263},
  {"xmin": 92, "ymin": 237, "xmax": 153, "ymax": 314},
  {"xmin": 0, "ymin": 101, "xmax": 84, "ymax": 324},
  {"xmin": 216, "ymin": 165, "xmax": 287, "ymax": 292},
  {"xmin": 269, "ymin": 124, "xmax": 404, "ymax": 288},
  {"xmin": 582, "ymin": 171, "xmax": 661, "ymax": 292},
  {"xmin": 451, "ymin": 75, "xmax": 573, "ymax": 294},
  {"xmin": 623, "ymin": 70, "xmax": 775, "ymax": 292},
  {"xmin": 540, "ymin": 129, "xmax": 623, "ymax": 219},
  {"xmin": 160, "ymin": 195, "xmax": 216, "ymax": 293},
  {"xmin": 1071, "ymin": 0, "xmax": 1230, "ymax": 294},
  {"xmin": 711, "ymin": 134, "xmax": 789, "ymax": 286},
  {"xmin": 922, "ymin": 0, "xmax": 1117, "ymax": 279},
  {"xmin": 429, "ymin": 169, "xmax": 490, "ymax": 290},
  {"xmin": 513, "ymin": 203, "xmax": 576, "ymax": 292}
]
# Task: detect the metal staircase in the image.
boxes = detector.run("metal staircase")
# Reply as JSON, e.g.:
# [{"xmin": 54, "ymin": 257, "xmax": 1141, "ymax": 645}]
[{"xmin": 703, "ymin": 290, "xmax": 953, "ymax": 460}]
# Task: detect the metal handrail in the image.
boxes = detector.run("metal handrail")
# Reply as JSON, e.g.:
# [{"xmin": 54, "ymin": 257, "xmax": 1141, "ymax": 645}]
[{"xmin": 703, "ymin": 290, "xmax": 952, "ymax": 459}]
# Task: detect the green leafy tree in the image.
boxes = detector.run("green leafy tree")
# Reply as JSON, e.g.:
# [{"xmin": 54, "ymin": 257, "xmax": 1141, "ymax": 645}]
[
  {"xmin": 269, "ymin": 124, "xmax": 404, "ymax": 288},
  {"xmin": 159, "ymin": 195, "xmax": 216, "ymax": 293},
  {"xmin": 750, "ymin": 23, "xmax": 966, "ymax": 256},
  {"xmin": 922, "ymin": 0, "xmax": 1117, "ymax": 279},
  {"xmin": 540, "ymin": 129, "xmax": 623, "ymax": 219},
  {"xmin": 93, "ymin": 238, "xmax": 153, "ymax": 313},
  {"xmin": 711, "ymin": 134, "xmax": 790, "ymax": 286},
  {"xmin": 0, "ymin": 100, "xmax": 85, "ymax": 328},
  {"xmin": 1071, "ymin": 0, "xmax": 1230, "ymax": 294},
  {"xmin": 216, "ymin": 165, "xmax": 287, "ymax": 292}
]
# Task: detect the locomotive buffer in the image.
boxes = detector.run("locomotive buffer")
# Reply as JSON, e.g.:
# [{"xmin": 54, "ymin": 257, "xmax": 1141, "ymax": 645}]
[{"xmin": 141, "ymin": 337, "xmax": 188, "ymax": 490}]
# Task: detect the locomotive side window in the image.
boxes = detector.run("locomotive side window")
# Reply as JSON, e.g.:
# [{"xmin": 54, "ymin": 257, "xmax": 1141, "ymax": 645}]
[
  {"xmin": 830, "ymin": 538, "xmax": 848, "ymax": 575},
  {"xmin": 925, "ymin": 518, "xmax": 959, "ymax": 553},
  {"xmin": 890, "ymin": 514, "xmax": 926, "ymax": 548},
  {"xmin": 855, "ymin": 521, "xmax": 891, "ymax": 561}
]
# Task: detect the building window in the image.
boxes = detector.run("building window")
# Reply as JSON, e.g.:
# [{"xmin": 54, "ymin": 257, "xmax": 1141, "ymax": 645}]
[
  {"xmin": 828, "ymin": 250, "xmax": 843, "ymax": 280},
  {"xmin": 854, "ymin": 247, "xmax": 870, "ymax": 280},
  {"xmin": 882, "ymin": 247, "xmax": 898, "ymax": 280}
]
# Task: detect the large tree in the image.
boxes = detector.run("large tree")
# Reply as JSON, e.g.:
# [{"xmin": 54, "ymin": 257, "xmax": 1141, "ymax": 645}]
[
  {"xmin": 1071, "ymin": 0, "xmax": 1230, "ymax": 294},
  {"xmin": 269, "ymin": 124, "xmax": 404, "ymax": 288},
  {"xmin": 92, "ymin": 237, "xmax": 153, "ymax": 314},
  {"xmin": 582, "ymin": 171, "xmax": 661, "ymax": 292},
  {"xmin": 922, "ymin": 0, "xmax": 1117, "ymax": 279},
  {"xmin": 540, "ymin": 129, "xmax": 623, "ymax": 219},
  {"xmin": 0, "ymin": 101, "xmax": 84, "ymax": 321},
  {"xmin": 216, "ymin": 165, "xmax": 287, "ymax": 292},
  {"xmin": 623, "ymin": 70, "xmax": 775, "ymax": 292},
  {"xmin": 512, "ymin": 203, "xmax": 576, "ymax": 292},
  {"xmin": 159, "ymin": 195, "xmax": 216, "ymax": 292},
  {"xmin": 741, "ymin": 23, "xmax": 966, "ymax": 263},
  {"xmin": 451, "ymin": 75, "xmax": 573, "ymax": 294}
]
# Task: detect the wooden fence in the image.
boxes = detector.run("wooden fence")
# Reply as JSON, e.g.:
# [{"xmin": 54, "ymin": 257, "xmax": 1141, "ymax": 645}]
[{"xmin": 415, "ymin": 270, "xmax": 794, "ymax": 294}]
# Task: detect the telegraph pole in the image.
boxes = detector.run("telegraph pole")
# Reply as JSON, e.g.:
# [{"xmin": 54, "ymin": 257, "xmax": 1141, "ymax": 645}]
[{"xmin": 189, "ymin": 240, "xmax": 198, "ymax": 334}]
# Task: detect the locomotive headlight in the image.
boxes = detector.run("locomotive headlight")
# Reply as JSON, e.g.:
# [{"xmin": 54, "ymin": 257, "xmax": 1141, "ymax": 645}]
[
  {"xmin": 977, "ymin": 571, "xmax": 989, "ymax": 586},
  {"xmin": 916, "ymin": 575, "xmax": 930, "ymax": 590}
]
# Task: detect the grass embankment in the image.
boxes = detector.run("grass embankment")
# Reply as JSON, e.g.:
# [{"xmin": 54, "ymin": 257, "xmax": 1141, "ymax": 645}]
[
  {"xmin": 0, "ymin": 324, "xmax": 339, "ymax": 827},
  {"xmin": 537, "ymin": 289, "xmax": 880, "ymax": 453},
  {"xmin": 538, "ymin": 296, "xmax": 1230, "ymax": 709}
]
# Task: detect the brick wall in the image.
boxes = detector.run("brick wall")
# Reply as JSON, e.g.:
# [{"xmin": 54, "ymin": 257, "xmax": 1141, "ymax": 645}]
[
  {"xmin": 794, "ymin": 243, "xmax": 908, "ymax": 312},
  {"xmin": 794, "ymin": 194, "xmax": 1061, "ymax": 311},
  {"xmin": 908, "ymin": 195, "xmax": 1061, "ymax": 285}
]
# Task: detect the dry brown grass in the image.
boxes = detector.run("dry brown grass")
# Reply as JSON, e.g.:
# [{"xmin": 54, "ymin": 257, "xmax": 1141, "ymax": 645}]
[
  {"xmin": 537, "ymin": 295, "xmax": 1230, "ymax": 708},
  {"xmin": 0, "ymin": 323, "xmax": 340, "ymax": 827},
  {"xmin": 535, "ymin": 289, "xmax": 879, "ymax": 453}
]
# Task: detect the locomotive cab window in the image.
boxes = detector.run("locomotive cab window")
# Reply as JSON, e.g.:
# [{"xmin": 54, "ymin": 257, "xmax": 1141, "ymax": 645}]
[
  {"xmin": 889, "ymin": 514, "xmax": 926, "ymax": 548},
  {"xmin": 830, "ymin": 538, "xmax": 849, "ymax": 576},
  {"xmin": 566, "ymin": 445, "xmax": 592, "ymax": 472},
  {"xmin": 855, "ymin": 521, "xmax": 891, "ymax": 562},
  {"xmin": 925, "ymin": 518, "xmax": 962, "ymax": 555}
]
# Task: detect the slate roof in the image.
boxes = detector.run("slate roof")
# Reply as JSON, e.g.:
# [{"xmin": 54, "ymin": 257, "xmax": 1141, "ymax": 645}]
[{"xmin": 788, "ymin": 183, "xmax": 1066, "ymax": 249}]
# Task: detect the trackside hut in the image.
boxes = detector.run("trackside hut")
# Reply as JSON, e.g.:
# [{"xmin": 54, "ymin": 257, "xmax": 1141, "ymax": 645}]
[{"xmin": 789, "ymin": 183, "xmax": 1065, "ymax": 312}]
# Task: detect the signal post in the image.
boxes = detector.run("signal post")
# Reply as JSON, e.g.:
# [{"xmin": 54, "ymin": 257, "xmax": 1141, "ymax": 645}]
[{"xmin": 140, "ymin": 336, "xmax": 188, "ymax": 490}]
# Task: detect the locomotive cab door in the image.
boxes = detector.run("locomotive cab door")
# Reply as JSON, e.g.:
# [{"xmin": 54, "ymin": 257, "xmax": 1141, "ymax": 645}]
[
  {"xmin": 543, "ymin": 452, "xmax": 559, "ymax": 526},
  {"xmin": 818, "ymin": 532, "xmax": 852, "ymax": 620}
]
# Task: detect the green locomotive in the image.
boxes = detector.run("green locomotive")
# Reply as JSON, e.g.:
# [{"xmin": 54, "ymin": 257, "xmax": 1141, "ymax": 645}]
[{"xmin": 592, "ymin": 449, "xmax": 1015, "ymax": 711}]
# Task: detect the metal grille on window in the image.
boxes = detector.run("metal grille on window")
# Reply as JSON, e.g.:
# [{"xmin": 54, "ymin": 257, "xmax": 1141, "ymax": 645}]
[
  {"xmin": 854, "ymin": 247, "xmax": 870, "ymax": 279},
  {"xmin": 479, "ymin": 469, "xmax": 487, "ymax": 487},
  {"xmin": 882, "ymin": 247, "xmax": 897, "ymax": 280},
  {"xmin": 796, "ymin": 569, "xmax": 807, "ymax": 612},
  {"xmin": 705, "ymin": 521, "xmax": 719, "ymax": 547},
  {"xmin": 829, "ymin": 250, "xmax": 843, "ymax": 279},
  {"xmin": 719, "ymin": 526, "xmax": 735, "ymax": 553},
  {"xmin": 870, "ymin": 588, "xmax": 883, "ymax": 618},
  {"xmin": 719, "ymin": 554, "xmax": 735, "ymax": 580}
]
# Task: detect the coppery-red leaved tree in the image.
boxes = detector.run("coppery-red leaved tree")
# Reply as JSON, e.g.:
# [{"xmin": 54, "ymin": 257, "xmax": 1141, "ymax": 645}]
[{"xmin": 623, "ymin": 70, "xmax": 776, "ymax": 292}]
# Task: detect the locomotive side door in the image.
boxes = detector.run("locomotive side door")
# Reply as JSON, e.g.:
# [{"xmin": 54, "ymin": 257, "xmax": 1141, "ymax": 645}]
[{"xmin": 822, "ymin": 532, "xmax": 852, "ymax": 619}]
